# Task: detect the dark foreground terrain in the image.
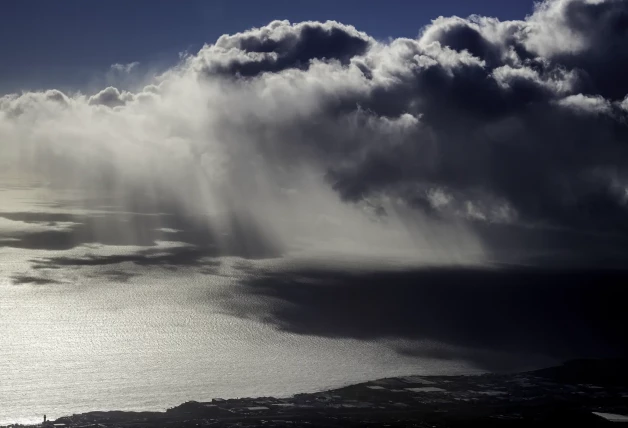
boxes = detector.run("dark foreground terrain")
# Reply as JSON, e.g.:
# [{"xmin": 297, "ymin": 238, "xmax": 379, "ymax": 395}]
[{"xmin": 6, "ymin": 359, "xmax": 628, "ymax": 428}]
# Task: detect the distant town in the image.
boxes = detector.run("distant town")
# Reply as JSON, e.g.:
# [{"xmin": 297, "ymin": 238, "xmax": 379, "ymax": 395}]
[{"xmin": 4, "ymin": 359, "xmax": 628, "ymax": 427}]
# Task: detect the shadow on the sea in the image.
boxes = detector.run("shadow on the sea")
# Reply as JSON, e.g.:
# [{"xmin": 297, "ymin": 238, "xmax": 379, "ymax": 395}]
[
  {"xmin": 0, "ymin": 208, "xmax": 283, "ymax": 264},
  {"xmin": 33, "ymin": 247, "xmax": 220, "ymax": 269},
  {"xmin": 92, "ymin": 270, "xmax": 141, "ymax": 283},
  {"xmin": 10, "ymin": 275, "xmax": 62, "ymax": 285},
  {"xmin": 221, "ymin": 265, "xmax": 628, "ymax": 371},
  {"xmin": 474, "ymin": 222, "xmax": 628, "ymax": 268}
]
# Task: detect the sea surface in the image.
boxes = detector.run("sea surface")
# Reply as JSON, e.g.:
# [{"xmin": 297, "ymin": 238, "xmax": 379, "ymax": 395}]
[
  {"xmin": 0, "ymin": 182, "xmax": 492, "ymax": 425},
  {"xmin": 4, "ymin": 180, "xmax": 612, "ymax": 425},
  {"xmin": 0, "ymin": 263, "xmax": 487, "ymax": 425}
]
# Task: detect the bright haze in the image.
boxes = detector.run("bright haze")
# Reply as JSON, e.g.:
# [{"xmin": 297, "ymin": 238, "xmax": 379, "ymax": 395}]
[{"xmin": 1, "ymin": 0, "xmax": 627, "ymax": 424}]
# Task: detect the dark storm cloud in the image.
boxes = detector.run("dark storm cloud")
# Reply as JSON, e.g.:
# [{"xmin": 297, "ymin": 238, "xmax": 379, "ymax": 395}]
[
  {"xmin": 195, "ymin": 0, "xmax": 628, "ymax": 232},
  {"xmin": 4, "ymin": 0, "xmax": 628, "ymax": 248},
  {"xmin": 536, "ymin": 0, "xmax": 628, "ymax": 100},
  {"xmin": 196, "ymin": 20, "xmax": 371, "ymax": 77}
]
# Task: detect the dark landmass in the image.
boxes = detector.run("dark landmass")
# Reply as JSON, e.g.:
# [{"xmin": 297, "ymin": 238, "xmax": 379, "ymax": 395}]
[{"xmin": 6, "ymin": 359, "xmax": 628, "ymax": 428}]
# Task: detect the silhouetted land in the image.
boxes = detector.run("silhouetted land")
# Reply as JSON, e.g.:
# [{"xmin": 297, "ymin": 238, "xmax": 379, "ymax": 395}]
[{"xmin": 5, "ymin": 358, "xmax": 628, "ymax": 427}]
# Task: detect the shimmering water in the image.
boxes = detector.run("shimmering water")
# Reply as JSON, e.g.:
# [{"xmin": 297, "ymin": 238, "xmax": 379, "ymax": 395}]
[
  {"xmin": 0, "ymin": 262, "xmax": 481, "ymax": 425},
  {"xmin": 0, "ymin": 182, "xmax": 548, "ymax": 425}
]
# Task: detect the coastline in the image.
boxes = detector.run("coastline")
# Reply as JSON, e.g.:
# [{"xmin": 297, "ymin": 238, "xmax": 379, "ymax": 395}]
[{"xmin": 5, "ymin": 358, "xmax": 627, "ymax": 427}]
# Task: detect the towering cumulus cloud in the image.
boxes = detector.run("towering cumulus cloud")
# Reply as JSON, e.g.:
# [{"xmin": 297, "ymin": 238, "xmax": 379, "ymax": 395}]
[{"xmin": 1, "ymin": 0, "xmax": 628, "ymax": 263}]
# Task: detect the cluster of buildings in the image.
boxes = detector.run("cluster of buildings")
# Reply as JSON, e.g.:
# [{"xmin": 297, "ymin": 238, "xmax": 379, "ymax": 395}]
[{"xmin": 3, "ymin": 369, "xmax": 628, "ymax": 427}]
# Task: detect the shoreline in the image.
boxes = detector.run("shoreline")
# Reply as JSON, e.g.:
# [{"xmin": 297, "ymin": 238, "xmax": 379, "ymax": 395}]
[
  {"xmin": 4, "ymin": 358, "xmax": 627, "ymax": 427},
  {"xmin": 1, "ymin": 365, "xmax": 493, "ymax": 426}
]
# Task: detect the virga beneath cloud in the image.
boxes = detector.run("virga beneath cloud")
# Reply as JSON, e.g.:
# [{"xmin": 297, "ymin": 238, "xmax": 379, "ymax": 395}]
[{"xmin": 2, "ymin": 0, "xmax": 628, "ymax": 264}]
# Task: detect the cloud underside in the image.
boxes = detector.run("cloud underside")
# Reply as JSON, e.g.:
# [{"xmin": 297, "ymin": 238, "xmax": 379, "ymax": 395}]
[{"xmin": 2, "ymin": 0, "xmax": 628, "ymax": 241}]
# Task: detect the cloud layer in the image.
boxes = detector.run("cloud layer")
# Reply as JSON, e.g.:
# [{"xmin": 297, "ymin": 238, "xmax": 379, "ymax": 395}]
[{"xmin": 2, "ymin": 0, "xmax": 628, "ymax": 262}]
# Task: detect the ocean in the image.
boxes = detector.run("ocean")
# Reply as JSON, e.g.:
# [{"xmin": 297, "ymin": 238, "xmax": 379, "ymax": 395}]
[
  {"xmin": 0, "ymin": 263, "xmax": 482, "ymax": 425},
  {"xmin": 2, "ymin": 183, "xmax": 616, "ymax": 425}
]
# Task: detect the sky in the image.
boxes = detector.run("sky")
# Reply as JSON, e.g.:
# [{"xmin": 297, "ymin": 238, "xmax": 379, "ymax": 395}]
[
  {"xmin": 0, "ymin": 0, "xmax": 536, "ymax": 94},
  {"xmin": 2, "ymin": 0, "xmax": 628, "ymax": 267},
  {"xmin": 3, "ymin": 2, "xmax": 628, "ymax": 421}
]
